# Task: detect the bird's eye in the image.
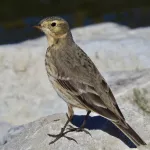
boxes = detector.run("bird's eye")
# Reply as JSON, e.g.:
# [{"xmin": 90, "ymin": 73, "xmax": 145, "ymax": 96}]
[{"xmin": 51, "ymin": 22, "xmax": 56, "ymax": 27}]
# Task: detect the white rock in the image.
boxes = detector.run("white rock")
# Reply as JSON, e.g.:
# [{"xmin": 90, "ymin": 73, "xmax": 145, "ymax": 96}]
[
  {"xmin": 0, "ymin": 114, "xmax": 141, "ymax": 150},
  {"xmin": 0, "ymin": 122, "xmax": 12, "ymax": 145}
]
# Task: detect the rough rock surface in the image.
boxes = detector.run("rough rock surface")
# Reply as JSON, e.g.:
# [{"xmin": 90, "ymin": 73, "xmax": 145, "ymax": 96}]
[{"xmin": 0, "ymin": 114, "xmax": 150, "ymax": 150}]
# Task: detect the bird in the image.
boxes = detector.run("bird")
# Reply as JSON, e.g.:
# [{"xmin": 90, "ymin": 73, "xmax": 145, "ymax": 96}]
[{"xmin": 34, "ymin": 16, "xmax": 146, "ymax": 146}]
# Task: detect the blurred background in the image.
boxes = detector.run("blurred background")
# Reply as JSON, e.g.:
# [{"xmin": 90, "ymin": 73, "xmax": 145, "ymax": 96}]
[
  {"xmin": 0, "ymin": 0, "xmax": 150, "ymax": 148},
  {"xmin": 1, "ymin": 0, "xmax": 150, "ymax": 45}
]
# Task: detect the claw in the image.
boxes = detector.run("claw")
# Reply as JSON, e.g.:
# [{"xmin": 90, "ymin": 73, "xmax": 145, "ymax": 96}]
[
  {"xmin": 48, "ymin": 111, "xmax": 91, "ymax": 145},
  {"xmin": 47, "ymin": 133, "xmax": 61, "ymax": 138},
  {"xmin": 48, "ymin": 132, "xmax": 77, "ymax": 145},
  {"xmin": 79, "ymin": 129, "xmax": 92, "ymax": 137},
  {"xmin": 67, "ymin": 125, "xmax": 75, "ymax": 130},
  {"xmin": 49, "ymin": 135, "xmax": 62, "ymax": 145},
  {"xmin": 64, "ymin": 135, "xmax": 78, "ymax": 143},
  {"xmin": 66, "ymin": 125, "xmax": 92, "ymax": 137}
]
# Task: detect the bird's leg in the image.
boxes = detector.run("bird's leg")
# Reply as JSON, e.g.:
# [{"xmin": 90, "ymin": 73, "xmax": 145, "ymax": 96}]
[
  {"xmin": 48, "ymin": 105, "xmax": 76, "ymax": 144},
  {"xmin": 79, "ymin": 110, "xmax": 91, "ymax": 129},
  {"xmin": 48, "ymin": 111, "xmax": 91, "ymax": 144},
  {"xmin": 48, "ymin": 113, "xmax": 77, "ymax": 144},
  {"xmin": 66, "ymin": 111, "xmax": 91, "ymax": 136}
]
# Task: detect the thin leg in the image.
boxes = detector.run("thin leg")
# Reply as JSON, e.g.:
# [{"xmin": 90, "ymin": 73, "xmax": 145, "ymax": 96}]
[
  {"xmin": 67, "ymin": 110, "xmax": 91, "ymax": 135},
  {"xmin": 80, "ymin": 111, "xmax": 91, "ymax": 128},
  {"xmin": 48, "ymin": 105, "xmax": 75, "ymax": 144}
]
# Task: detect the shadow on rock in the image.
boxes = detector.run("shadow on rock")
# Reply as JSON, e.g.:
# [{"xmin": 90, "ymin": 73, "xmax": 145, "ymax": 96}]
[{"xmin": 72, "ymin": 115, "xmax": 136, "ymax": 148}]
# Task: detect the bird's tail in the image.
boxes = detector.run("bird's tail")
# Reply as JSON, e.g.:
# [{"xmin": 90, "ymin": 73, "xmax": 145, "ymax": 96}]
[{"xmin": 112, "ymin": 121, "xmax": 146, "ymax": 147}]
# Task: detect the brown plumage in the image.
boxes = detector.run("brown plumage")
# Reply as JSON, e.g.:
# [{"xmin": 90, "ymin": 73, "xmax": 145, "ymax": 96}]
[{"xmin": 35, "ymin": 16, "xmax": 146, "ymax": 146}]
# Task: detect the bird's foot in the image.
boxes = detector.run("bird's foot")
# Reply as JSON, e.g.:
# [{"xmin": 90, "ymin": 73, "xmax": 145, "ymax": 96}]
[
  {"xmin": 48, "ymin": 113, "xmax": 77, "ymax": 145},
  {"xmin": 48, "ymin": 129, "xmax": 77, "ymax": 144},
  {"xmin": 67, "ymin": 125, "xmax": 91, "ymax": 136}
]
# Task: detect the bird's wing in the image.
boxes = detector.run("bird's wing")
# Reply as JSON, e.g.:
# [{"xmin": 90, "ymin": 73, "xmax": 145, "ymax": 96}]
[
  {"xmin": 55, "ymin": 75, "xmax": 124, "ymax": 122},
  {"xmin": 55, "ymin": 45, "xmax": 125, "ymax": 122}
]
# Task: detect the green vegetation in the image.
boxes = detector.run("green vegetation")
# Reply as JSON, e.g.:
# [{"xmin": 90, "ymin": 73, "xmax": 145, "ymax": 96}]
[{"xmin": 133, "ymin": 88, "xmax": 150, "ymax": 113}]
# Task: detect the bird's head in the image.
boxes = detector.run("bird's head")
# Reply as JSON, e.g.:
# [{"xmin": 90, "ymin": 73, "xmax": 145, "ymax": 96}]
[{"xmin": 34, "ymin": 17, "xmax": 70, "ymax": 39}]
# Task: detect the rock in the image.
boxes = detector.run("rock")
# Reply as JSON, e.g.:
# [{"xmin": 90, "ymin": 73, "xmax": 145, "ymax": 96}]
[
  {"xmin": 1, "ymin": 114, "xmax": 150, "ymax": 150},
  {"xmin": 0, "ymin": 114, "xmax": 139, "ymax": 150},
  {"xmin": 0, "ymin": 122, "xmax": 12, "ymax": 145}
]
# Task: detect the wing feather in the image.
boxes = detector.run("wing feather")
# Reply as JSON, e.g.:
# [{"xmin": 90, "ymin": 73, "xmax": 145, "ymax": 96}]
[
  {"xmin": 53, "ymin": 46, "xmax": 125, "ymax": 121},
  {"xmin": 55, "ymin": 76, "xmax": 123, "ymax": 122}
]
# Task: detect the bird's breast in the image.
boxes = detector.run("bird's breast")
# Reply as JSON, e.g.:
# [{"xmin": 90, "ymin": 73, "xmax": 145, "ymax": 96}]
[
  {"xmin": 45, "ymin": 48, "xmax": 59, "ymax": 78},
  {"xmin": 50, "ymin": 79, "xmax": 86, "ymax": 109}
]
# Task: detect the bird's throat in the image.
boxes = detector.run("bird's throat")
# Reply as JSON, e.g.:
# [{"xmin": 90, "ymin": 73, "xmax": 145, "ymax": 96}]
[
  {"xmin": 46, "ymin": 32, "xmax": 73, "ymax": 49},
  {"xmin": 46, "ymin": 34, "xmax": 55, "ymax": 47}
]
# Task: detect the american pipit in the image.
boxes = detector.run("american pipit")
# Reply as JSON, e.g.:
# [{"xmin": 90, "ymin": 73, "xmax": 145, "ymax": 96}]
[{"xmin": 34, "ymin": 16, "xmax": 146, "ymax": 146}]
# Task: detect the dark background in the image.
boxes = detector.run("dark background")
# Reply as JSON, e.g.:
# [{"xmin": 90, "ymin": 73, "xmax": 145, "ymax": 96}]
[{"xmin": 1, "ymin": 0, "xmax": 150, "ymax": 44}]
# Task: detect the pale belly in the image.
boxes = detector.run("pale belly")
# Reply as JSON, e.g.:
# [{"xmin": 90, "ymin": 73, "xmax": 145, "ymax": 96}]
[{"xmin": 49, "ymin": 77, "xmax": 86, "ymax": 109}]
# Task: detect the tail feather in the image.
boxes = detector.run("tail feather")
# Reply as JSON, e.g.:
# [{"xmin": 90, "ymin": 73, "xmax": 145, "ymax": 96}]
[{"xmin": 113, "ymin": 122, "xmax": 146, "ymax": 146}]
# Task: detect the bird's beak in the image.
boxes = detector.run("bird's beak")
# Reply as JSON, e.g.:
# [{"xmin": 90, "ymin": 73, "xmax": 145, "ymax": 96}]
[{"xmin": 33, "ymin": 25, "xmax": 42, "ymax": 30}]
